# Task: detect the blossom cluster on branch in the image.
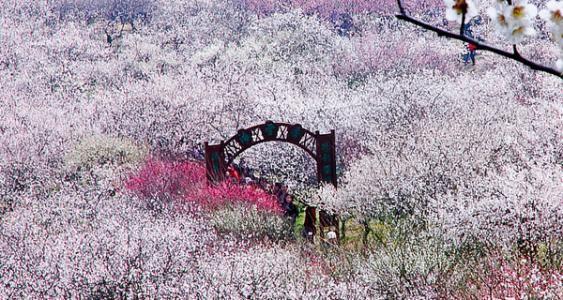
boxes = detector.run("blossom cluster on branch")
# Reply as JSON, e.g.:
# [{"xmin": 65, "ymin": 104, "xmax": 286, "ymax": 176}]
[{"xmin": 399, "ymin": 0, "xmax": 563, "ymax": 76}]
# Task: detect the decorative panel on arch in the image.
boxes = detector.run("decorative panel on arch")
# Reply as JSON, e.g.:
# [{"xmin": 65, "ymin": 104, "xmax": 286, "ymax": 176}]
[{"xmin": 222, "ymin": 121, "xmax": 318, "ymax": 166}]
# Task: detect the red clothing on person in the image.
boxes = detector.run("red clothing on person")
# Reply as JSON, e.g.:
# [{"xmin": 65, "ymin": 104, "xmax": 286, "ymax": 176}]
[
  {"xmin": 468, "ymin": 43, "xmax": 477, "ymax": 52},
  {"xmin": 227, "ymin": 166, "xmax": 241, "ymax": 182}
]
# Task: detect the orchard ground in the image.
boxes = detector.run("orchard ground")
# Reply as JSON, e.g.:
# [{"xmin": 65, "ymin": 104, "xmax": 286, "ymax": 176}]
[{"xmin": 0, "ymin": 0, "xmax": 562, "ymax": 299}]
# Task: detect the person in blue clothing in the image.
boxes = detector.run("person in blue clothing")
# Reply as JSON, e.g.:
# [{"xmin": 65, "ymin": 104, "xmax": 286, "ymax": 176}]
[
  {"xmin": 462, "ymin": 16, "xmax": 482, "ymax": 65},
  {"xmin": 464, "ymin": 15, "xmax": 482, "ymax": 38},
  {"xmin": 463, "ymin": 23, "xmax": 474, "ymax": 38},
  {"xmin": 464, "ymin": 43, "xmax": 478, "ymax": 65}
]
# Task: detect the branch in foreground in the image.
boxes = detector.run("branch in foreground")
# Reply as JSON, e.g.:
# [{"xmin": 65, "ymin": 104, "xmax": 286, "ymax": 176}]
[{"xmin": 395, "ymin": 1, "xmax": 562, "ymax": 79}]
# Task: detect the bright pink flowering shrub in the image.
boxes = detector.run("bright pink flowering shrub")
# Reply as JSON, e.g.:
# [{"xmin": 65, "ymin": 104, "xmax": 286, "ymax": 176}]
[
  {"xmin": 125, "ymin": 158, "xmax": 282, "ymax": 214},
  {"xmin": 125, "ymin": 158, "xmax": 207, "ymax": 200}
]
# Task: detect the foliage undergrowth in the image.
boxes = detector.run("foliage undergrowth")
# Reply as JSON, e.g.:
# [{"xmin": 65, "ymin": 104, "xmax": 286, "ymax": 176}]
[
  {"xmin": 65, "ymin": 135, "xmax": 146, "ymax": 170},
  {"xmin": 210, "ymin": 203, "xmax": 292, "ymax": 241}
]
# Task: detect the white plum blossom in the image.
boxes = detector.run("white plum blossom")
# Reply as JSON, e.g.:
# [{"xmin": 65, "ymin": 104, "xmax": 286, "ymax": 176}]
[
  {"xmin": 444, "ymin": 0, "xmax": 479, "ymax": 24},
  {"xmin": 556, "ymin": 58, "xmax": 563, "ymax": 71},
  {"xmin": 191, "ymin": 40, "xmax": 225, "ymax": 65},
  {"xmin": 487, "ymin": 1, "xmax": 538, "ymax": 43},
  {"xmin": 311, "ymin": 183, "xmax": 348, "ymax": 215},
  {"xmin": 540, "ymin": 0, "xmax": 563, "ymax": 31},
  {"xmin": 539, "ymin": 0, "xmax": 563, "ymax": 71}
]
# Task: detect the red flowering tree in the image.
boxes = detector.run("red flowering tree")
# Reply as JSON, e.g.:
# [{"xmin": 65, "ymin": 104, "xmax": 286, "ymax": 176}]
[{"xmin": 125, "ymin": 158, "xmax": 282, "ymax": 214}]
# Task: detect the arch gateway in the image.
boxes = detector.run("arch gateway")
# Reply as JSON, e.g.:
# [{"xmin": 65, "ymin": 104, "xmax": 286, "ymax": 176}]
[{"xmin": 204, "ymin": 121, "xmax": 339, "ymax": 241}]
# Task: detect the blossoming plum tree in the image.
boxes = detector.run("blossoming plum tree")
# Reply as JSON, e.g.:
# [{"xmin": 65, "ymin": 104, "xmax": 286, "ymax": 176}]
[{"xmin": 1, "ymin": 0, "xmax": 561, "ymax": 298}]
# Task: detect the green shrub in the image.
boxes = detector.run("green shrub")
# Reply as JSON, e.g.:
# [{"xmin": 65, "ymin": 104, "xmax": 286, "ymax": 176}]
[
  {"xmin": 340, "ymin": 215, "xmax": 425, "ymax": 250},
  {"xmin": 210, "ymin": 204, "xmax": 292, "ymax": 241},
  {"xmin": 66, "ymin": 135, "xmax": 146, "ymax": 170},
  {"xmin": 536, "ymin": 241, "xmax": 562, "ymax": 269}
]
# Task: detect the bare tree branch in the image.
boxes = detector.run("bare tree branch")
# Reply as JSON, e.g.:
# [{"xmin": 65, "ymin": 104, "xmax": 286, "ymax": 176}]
[{"xmin": 396, "ymin": 0, "xmax": 562, "ymax": 79}]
